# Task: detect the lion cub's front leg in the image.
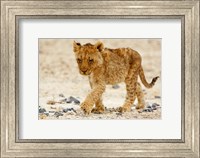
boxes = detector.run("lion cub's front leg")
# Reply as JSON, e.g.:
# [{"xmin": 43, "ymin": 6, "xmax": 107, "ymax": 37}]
[
  {"xmin": 81, "ymin": 82, "xmax": 106, "ymax": 115},
  {"xmin": 91, "ymin": 98, "xmax": 105, "ymax": 114}
]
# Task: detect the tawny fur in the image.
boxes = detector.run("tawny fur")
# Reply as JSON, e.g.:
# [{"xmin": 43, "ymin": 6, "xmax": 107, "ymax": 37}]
[{"xmin": 73, "ymin": 41, "xmax": 159, "ymax": 115}]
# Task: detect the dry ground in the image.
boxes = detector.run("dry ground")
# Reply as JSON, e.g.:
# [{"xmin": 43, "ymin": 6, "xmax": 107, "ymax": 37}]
[{"xmin": 39, "ymin": 39, "xmax": 161, "ymax": 120}]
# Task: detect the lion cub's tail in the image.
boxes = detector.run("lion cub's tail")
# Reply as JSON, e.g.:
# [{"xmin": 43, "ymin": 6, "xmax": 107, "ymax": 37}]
[{"xmin": 139, "ymin": 66, "xmax": 159, "ymax": 88}]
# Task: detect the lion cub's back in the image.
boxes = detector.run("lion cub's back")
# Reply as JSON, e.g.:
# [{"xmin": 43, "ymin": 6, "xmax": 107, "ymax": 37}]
[{"xmin": 103, "ymin": 48, "xmax": 134, "ymax": 84}]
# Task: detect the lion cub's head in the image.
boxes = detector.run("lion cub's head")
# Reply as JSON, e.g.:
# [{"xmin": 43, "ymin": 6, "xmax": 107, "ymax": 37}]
[{"xmin": 73, "ymin": 41, "xmax": 104, "ymax": 75}]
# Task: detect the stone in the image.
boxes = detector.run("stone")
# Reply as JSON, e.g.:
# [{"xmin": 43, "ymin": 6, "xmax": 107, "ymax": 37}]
[
  {"xmin": 50, "ymin": 106, "xmax": 56, "ymax": 109},
  {"xmin": 39, "ymin": 108, "xmax": 46, "ymax": 113},
  {"xmin": 152, "ymin": 103, "xmax": 160, "ymax": 107},
  {"xmin": 147, "ymin": 109, "xmax": 153, "ymax": 112},
  {"xmin": 54, "ymin": 112, "xmax": 63, "ymax": 117},
  {"xmin": 63, "ymin": 108, "xmax": 77, "ymax": 113},
  {"xmin": 116, "ymin": 112, "xmax": 122, "ymax": 116},
  {"xmin": 59, "ymin": 93, "xmax": 65, "ymax": 97},
  {"xmin": 63, "ymin": 108, "xmax": 69, "ymax": 113},
  {"xmin": 147, "ymin": 105, "xmax": 152, "ymax": 109},
  {"xmin": 44, "ymin": 112, "xmax": 49, "ymax": 116},
  {"xmin": 152, "ymin": 107, "xmax": 157, "ymax": 110},
  {"xmin": 143, "ymin": 109, "xmax": 148, "ymax": 112},
  {"xmin": 155, "ymin": 96, "xmax": 161, "ymax": 99},
  {"xmin": 69, "ymin": 96, "xmax": 80, "ymax": 105},
  {"xmin": 112, "ymin": 84, "xmax": 120, "ymax": 89}
]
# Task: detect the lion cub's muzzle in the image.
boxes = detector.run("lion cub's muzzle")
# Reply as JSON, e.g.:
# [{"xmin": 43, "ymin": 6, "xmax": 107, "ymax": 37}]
[{"xmin": 80, "ymin": 69, "xmax": 91, "ymax": 75}]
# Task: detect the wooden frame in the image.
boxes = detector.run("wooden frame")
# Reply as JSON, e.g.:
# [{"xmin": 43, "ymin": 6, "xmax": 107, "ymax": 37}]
[{"xmin": 1, "ymin": 0, "xmax": 199, "ymax": 157}]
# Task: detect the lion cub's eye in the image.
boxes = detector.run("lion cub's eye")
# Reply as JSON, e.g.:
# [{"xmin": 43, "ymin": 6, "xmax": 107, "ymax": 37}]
[
  {"xmin": 77, "ymin": 59, "xmax": 82, "ymax": 63},
  {"xmin": 88, "ymin": 59, "xmax": 94, "ymax": 64}
]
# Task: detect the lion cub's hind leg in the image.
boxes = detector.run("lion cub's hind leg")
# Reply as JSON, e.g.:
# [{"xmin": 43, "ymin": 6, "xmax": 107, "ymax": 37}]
[
  {"xmin": 119, "ymin": 81, "xmax": 145, "ymax": 112},
  {"xmin": 119, "ymin": 76, "xmax": 138, "ymax": 112},
  {"xmin": 135, "ymin": 82, "xmax": 145, "ymax": 110}
]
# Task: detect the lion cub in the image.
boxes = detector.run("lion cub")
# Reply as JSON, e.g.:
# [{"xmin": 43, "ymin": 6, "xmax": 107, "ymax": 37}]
[{"xmin": 73, "ymin": 41, "xmax": 159, "ymax": 115}]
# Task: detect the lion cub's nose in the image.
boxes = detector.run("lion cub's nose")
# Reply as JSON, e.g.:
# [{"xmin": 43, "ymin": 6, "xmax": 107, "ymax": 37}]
[{"xmin": 82, "ymin": 70, "xmax": 87, "ymax": 73}]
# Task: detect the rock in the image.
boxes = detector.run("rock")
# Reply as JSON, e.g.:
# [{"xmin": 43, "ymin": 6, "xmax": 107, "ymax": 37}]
[
  {"xmin": 71, "ymin": 108, "xmax": 77, "ymax": 113},
  {"xmin": 116, "ymin": 112, "xmax": 122, "ymax": 116},
  {"xmin": 66, "ymin": 110, "xmax": 76, "ymax": 115},
  {"xmin": 152, "ymin": 107, "xmax": 157, "ymax": 110},
  {"xmin": 63, "ymin": 108, "xmax": 77, "ymax": 113},
  {"xmin": 143, "ymin": 109, "xmax": 148, "ymax": 112},
  {"xmin": 54, "ymin": 112, "xmax": 63, "ymax": 117},
  {"xmin": 155, "ymin": 96, "xmax": 161, "ymax": 99},
  {"xmin": 66, "ymin": 99, "xmax": 72, "ymax": 103},
  {"xmin": 108, "ymin": 107, "xmax": 116, "ymax": 112},
  {"xmin": 112, "ymin": 84, "xmax": 120, "ymax": 89},
  {"xmin": 147, "ymin": 105, "xmax": 152, "ymax": 108},
  {"xmin": 69, "ymin": 96, "xmax": 80, "ymax": 105},
  {"xmin": 44, "ymin": 112, "xmax": 49, "ymax": 116},
  {"xmin": 152, "ymin": 103, "xmax": 160, "ymax": 107},
  {"xmin": 50, "ymin": 106, "xmax": 56, "ymax": 109},
  {"xmin": 59, "ymin": 93, "xmax": 65, "ymax": 97},
  {"xmin": 39, "ymin": 108, "xmax": 46, "ymax": 113},
  {"xmin": 147, "ymin": 109, "xmax": 153, "ymax": 112},
  {"xmin": 49, "ymin": 111, "xmax": 55, "ymax": 113},
  {"xmin": 60, "ymin": 98, "xmax": 68, "ymax": 103},
  {"xmin": 63, "ymin": 108, "xmax": 69, "ymax": 113}
]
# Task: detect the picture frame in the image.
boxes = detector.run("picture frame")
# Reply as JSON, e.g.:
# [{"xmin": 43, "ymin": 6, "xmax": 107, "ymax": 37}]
[{"xmin": 0, "ymin": 0, "xmax": 199, "ymax": 157}]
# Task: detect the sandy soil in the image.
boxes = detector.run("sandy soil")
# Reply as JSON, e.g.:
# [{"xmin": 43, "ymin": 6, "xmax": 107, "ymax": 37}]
[{"xmin": 39, "ymin": 39, "xmax": 161, "ymax": 120}]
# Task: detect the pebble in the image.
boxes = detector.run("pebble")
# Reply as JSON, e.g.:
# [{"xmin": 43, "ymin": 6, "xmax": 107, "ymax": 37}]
[
  {"xmin": 152, "ymin": 103, "xmax": 160, "ymax": 107},
  {"xmin": 155, "ymin": 96, "xmax": 161, "ymax": 99},
  {"xmin": 66, "ymin": 99, "xmax": 72, "ymax": 103},
  {"xmin": 54, "ymin": 112, "xmax": 63, "ymax": 117},
  {"xmin": 147, "ymin": 105, "xmax": 152, "ymax": 109},
  {"xmin": 108, "ymin": 107, "xmax": 116, "ymax": 112},
  {"xmin": 44, "ymin": 112, "xmax": 49, "ymax": 116},
  {"xmin": 39, "ymin": 108, "xmax": 46, "ymax": 113},
  {"xmin": 62, "ymin": 96, "xmax": 80, "ymax": 104},
  {"xmin": 69, "ymin": 96, "xmax": 80, "ymax": 105},
  {"xmin": 50, "ymin": 106, "xmax": 57, "ymax": 109},
  {"xmin": 143, "ymin": 108, "xmax": 154, "ymax": 112},
  {"xmin": 63, "ymin": 108, "xmax": 77, "ymax": 113},
  {"xmin": 112, "ymin": 84, "xmax": 120, "ymax": 89},
  {"xmin": 116, "ymin": 112, "xmax": 122, "ymax": 116},
  {"xmin": 49, "ymin": 111, "xmax": 55, "ymax": 113},
  {"xmin": 66, "ymin": 111, "xmax": 76, "ymax": 115},
  {"xmin": 60, "ymin": 98, "xmax": 68, "ymax": 103},
  {"xmin": 59, "ymin": 93, "xmax": 65, "ymax": 97},
  {"xmin": 143, "ymin": 109, "xmax": 148, "ymax": 112},
  {"xmin": 63, "ymin": 108, "xmax": 69, "ymax": 113},
  {"xmin": 147, "ymin": 109, "xmax": 153, "ymax": 112},
  {"xmin": 152, "ymin": 107, "xmax": 157, "ymax": 110}
]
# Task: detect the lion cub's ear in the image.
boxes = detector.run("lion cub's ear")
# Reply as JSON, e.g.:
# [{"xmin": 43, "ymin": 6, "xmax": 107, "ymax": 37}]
[
  {"xmin": 95, "ymin": 41, "xmax": 104, "ymax": 52},
  {"xmin": 73, "ymin": 41, "xmax": 81, "ymax": 52}
]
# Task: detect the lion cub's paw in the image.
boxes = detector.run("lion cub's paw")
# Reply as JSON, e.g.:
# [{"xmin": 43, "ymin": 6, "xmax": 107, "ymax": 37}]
[
  {"xmin": 136, "ymin": 103, "xmax": 145, "ymax": 110},
  {"xmin": 80, "ymin": 102, "xmax": 93, "ymax": 115},
  {"xmin": 91, "ymin": 107, "xmax": 105, "ymax": 114},
  {"xmin": 118, "ymin": 106, "xmax": 131, "ymax": 113}
]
